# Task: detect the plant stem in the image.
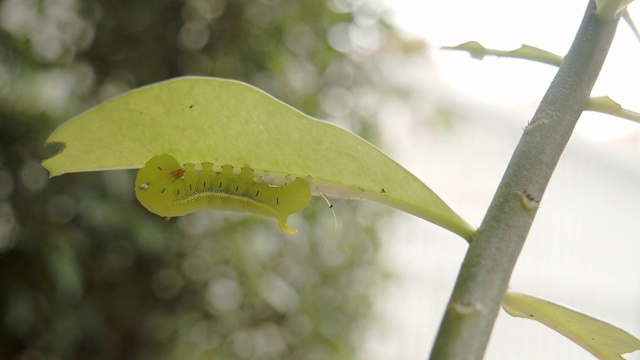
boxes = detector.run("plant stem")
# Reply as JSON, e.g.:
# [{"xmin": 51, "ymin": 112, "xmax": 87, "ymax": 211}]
[{"xmin": 429, "ymin": 1, "xmax": 620, "ymax": 359}]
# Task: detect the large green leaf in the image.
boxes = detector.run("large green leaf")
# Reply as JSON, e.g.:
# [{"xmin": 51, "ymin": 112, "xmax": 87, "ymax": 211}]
[
  {"xmin": 43, "ymin": 77, "xmax": 475, "ymax": 239},
  {"xmin": 503, "ymin": 292, "xmax": 640, "ymax": 359}
]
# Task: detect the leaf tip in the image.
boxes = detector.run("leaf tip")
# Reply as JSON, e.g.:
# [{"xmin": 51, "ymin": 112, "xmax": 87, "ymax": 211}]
[
  {"xmin": 41, "ymin": 141, "xmax": 67, "ymax": 177},
  {"xmin": 442, "ymin": 41, "xmax": 488, "ymax": 60}
]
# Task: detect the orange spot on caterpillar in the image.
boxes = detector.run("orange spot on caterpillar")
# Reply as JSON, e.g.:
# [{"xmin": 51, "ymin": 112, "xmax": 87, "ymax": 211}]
[{"xmin": 170, "ymin": 168, "xmax": 185, "ymax": 180}]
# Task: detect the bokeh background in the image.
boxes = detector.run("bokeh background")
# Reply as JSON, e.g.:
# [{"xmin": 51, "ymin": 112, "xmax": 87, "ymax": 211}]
[
  {"xmin": 1, "ymin": 0, "xmax": 640, "ymax": 359},
  {"xmin": 0, "ymin": 0, "xmax": 438, "ymax": 359}
]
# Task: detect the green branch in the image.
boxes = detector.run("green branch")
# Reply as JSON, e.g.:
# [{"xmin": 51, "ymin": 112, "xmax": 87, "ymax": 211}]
[
  {"xmin": 595, "ymin": 0, "xmax": 633, "ymax": 21},
  {"xmin": 442, "ymin": 41, "xmax": 563, "ymax": 67},
  {"xmin": 429, "ymin": 1, "xmax": 620, "ymax": 359},
  {"xmin": 623, "ymin": 8, "xmax": 640, "ymax": 41},
  {"xmin": 587, "ymin": 96, "xmax": 640, "ymax": 123},
  {"xmin": 444, "ymin": 42, "xmax": 640, "ymax": 125}
]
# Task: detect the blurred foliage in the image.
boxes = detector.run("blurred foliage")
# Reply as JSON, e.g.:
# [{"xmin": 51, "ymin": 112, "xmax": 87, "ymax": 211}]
[{"xmin": 0, "ymin": 0, "xmax": 433, "ymax": 359}]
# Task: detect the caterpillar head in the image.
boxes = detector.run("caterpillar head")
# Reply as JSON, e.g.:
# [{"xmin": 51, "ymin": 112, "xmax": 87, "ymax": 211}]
[{"xmin": 135, "ymin": 154, "xmax": 184, "ymax": 217}]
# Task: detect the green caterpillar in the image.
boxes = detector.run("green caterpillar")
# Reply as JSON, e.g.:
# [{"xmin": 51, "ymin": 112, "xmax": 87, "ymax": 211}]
[{"xmin": 135, "ymin": 154, "xmax": 311, "ymax": 235}]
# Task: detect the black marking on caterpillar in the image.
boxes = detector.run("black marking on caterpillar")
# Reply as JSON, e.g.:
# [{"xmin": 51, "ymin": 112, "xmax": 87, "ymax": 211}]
[{"xmin": 135, "ymin": 154, "xmax": 311, "ymax": 235}]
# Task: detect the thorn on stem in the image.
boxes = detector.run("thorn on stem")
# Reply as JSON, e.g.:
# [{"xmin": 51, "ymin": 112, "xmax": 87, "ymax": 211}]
[
  {"xmin": 517, "ymin": 190, "xmax": 539, "ymax": 210},
  {"xmin": 451, "ymin": 300, "xmax": 484, "ymax": 315}
]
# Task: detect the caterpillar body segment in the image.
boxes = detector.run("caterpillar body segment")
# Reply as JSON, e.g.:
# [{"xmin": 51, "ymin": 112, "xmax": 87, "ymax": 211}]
[{"xmin": 135, "ymin": 154, "xmax": 311, "ymax": 235}]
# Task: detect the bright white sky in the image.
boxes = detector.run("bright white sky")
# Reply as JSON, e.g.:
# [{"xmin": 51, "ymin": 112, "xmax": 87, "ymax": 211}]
[
  {"xmin": 366, "ymin": 2, "xmax": 640, "ymax": 360},
  {"xmin": 387, "ymin": 0, "xmax": 640, "ymax": 142}
]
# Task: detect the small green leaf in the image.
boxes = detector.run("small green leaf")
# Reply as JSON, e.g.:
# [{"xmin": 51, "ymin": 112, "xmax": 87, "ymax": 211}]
[
  {"xmin": 623, "ymin": 9, "xmax": 640, "ymax": 42},
  {"xmin": 503, "ymin": 292, "xmax": 640, "ymax": 360},
  {"xmin": 442, "ymin": 41, "xmax": 563, "ymax": 67},
  {"xmin": 42, "ymin": 77, "xmax": 475, "ymax": 240},
  {"xmin": 587, "ymin": 96, "xmax": 640, "ymax": 123},
  {"xmin": 596, "ymin": 0, "xmax": 634, "ymax": 22}
]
